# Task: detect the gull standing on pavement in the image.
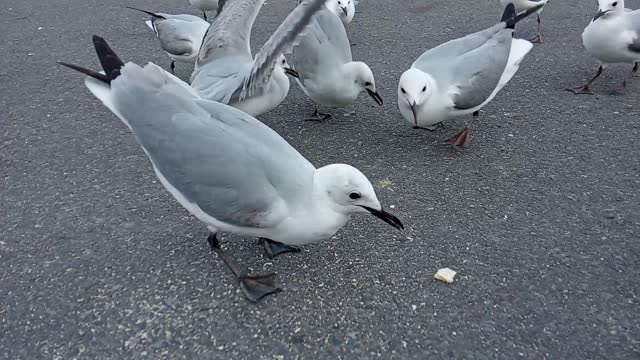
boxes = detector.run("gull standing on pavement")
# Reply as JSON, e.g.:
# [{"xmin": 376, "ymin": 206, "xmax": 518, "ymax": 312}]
[
  {"xmin": 127, "ymin": 7, "xmax": 209, "ymax": 74},
  {"xmin": 190, "ymin": 0, "xmax": 327, "ymax": 117},
  {"xmin": 567, "ymin": 0, "xmax": 640, "ymax": 95},
  {"xmin": 396, "ymin": 3, "xmax": 541, "ymax": 147},
  {"xmin": 59, "ymin": 36, "xmax": 403, "ymax": 303},
  {"xmin": 290, "ymin": 4, "xmax": 383, "ymax": 121},
  {"xmin": 499, "ymin": 0, "xmax": 550, "ymax": 43}
]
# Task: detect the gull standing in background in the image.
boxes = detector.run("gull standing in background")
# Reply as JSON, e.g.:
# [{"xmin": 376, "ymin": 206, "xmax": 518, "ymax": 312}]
[
  {"xmin": 568, "ymin": 0, "xmax": 640, "ymax": 95},
  {"xmin": 499, "ymin": 0, "xmax": 550, "ymax": 43},
  {"xmin": 127, "ymin": 7, "xmax": 209, "ymax": 74},
  {"xmin": 59, "ymin": 36, "xmax": 404, "ymax": 303},
  {"xmin": 397, "ymin": 3, "xmax": 542, "ymax": 147},
  {"xmin": 190, "ymin": 0, "xmax": 327, "ymax": 117},
  {"xmin": 298, "ymin": 0, "xmax": 357, "ymax": 25},
  {"xmin": 189, "ymin": 0, "xmax": 221, "ymax": 20},
  {"xmin": 290, "ymin": 4, "xmax": 383, "ymax": 121}
]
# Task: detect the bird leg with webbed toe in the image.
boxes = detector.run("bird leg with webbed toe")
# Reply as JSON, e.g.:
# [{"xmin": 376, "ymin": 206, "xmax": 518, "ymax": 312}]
[
  {"xmin": 567, "ymin": 65, "xmax": 604, "ymax": 95},
  {"xmin": 305, "ymin": 105, "xmax": 332, "ymax": 121},
  {"xmin": 262, "ymin": 238, "xmax": 301, "ymax": 258},
  {"xmin": 621, "ymin": 62, "xmax": 639, "ymax": 90},
  {"xmin": 448, "ymin": 111, "xmax": 479, "ymax": 147},
  {"xmin": 207, "ymin": 233, "xmax": 281, "ymax": 302},
  {"xmin": 529, "ymin": 14, "xmax": 543, "ymax": 44}
]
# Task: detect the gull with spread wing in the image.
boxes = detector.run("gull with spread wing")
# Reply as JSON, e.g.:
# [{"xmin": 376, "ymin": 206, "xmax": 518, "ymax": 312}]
[
  {"xmin": 190, "ymin": 0, "xmax": 327, "ymax": 117},
  {"xmin": 290, "ymin": 4, "xmax": 382, "ymax": 121},
  {"xmin": 59, "ymin": 36, "xmax": 403, "ymax": 303}
]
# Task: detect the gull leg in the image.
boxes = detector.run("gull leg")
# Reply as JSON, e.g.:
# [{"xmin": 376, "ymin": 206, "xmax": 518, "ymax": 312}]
[
  {"xmin": 621, "ymin": 62, "xmax": 639, "ymax": 90},
  {"xmin": 305, "ymin": 105, "xmax": 332, "ymax": 121},
  {"xmin": 566, "ymin": 65, "xmax": 604, "ymax": 95},
  {"xmin": 207, "ymin": 233, "xmax": 281, "ymax": 302},
  {"xmin": 529, "ymin": 15, "xmax": 542, "ymax": 44},
  {"xmin": 448, "ymin": 111, "xmax": 479, "ymax": 147},
  {"xmin": 262, "ymin": 238, "xmax": 301, "ymax": 258},
  {"xmin": 170, "ymin": 61, "xmax": 176, "ymax": 75}
]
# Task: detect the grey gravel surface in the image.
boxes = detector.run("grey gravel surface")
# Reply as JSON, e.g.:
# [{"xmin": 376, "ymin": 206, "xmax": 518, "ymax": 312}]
[{"xmin": 2, "ymin": 0, "xmax": 640, "ymax": 359}]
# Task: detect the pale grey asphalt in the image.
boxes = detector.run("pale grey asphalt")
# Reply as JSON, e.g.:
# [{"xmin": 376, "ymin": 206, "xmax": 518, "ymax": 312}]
[{"xmin": 1, "ymin": 0, "xmax": 639, "ymax": 359}]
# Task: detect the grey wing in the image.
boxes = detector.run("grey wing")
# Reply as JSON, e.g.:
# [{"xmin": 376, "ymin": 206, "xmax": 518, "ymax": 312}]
[
  {"xmin": 628, "ymin": 10, "xmax": 640, "ymax": 53},
  {"xmin": 241, "ymin": 0, "xmax": 329, "ymax": 99},
  {"xmin": 447, "ymin": 29, "xmax": 513, "ymax": 110},
  {"xmin": 413, "ymin": 22, "xmax": 506, "ymax": 70},
  {"xmin": 290, "ymin": 5, "xmax": 351, "ymax": 85},
  {"xmin": 195, "ymin": 0, "xmax": 264, "ymax": 68},
  {"xmin": 114, "ymin": 82, "xmax": 313, "ymax": 228}
]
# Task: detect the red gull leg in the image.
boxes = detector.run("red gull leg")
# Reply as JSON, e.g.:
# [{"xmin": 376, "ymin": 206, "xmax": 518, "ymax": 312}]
[
  {"xmin": 567, "ymin": 65, "xmax": 604, "ymax": 95},
  {"xmin": 448, "ymin": 111, "xmax": 479, "ymax": 147},
  {"xmin": 529, "ymin": 14, "xmax": 542, "ymax": 44},
  {"xmin": 621, "ymin": 62, "xmax": 639, "ymax": 90}
]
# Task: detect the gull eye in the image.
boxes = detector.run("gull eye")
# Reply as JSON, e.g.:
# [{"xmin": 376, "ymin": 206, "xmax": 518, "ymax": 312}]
[
  {"xmin": 365, "ymin": 81, "xmax": 372, "ymax": 87},
  {"xmin": 612, "ymin": 1, "xmax": 617, "ymax": 6},
  {"xmin": 401, "ymin": 88, "xmax": 406, "ymax": 94},
  {"xmin": 281, "ymin": 59, "xmax": 286, "ymax": 64},
  {"xmin": 422, "ymin": 86, "xmax": 427, "ymax": 92},
  {"xmin": 349, "ymin": 192, "xmax": 361, "ymax": 200}
]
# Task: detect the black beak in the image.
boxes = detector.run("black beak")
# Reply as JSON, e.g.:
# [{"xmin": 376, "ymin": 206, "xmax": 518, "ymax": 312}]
[
  {"xmin": 362, "ymin": 206, "xmax": 404, "ymax": 231},
  {"xmin": 366, "ymin": 89, "xmax": 383, "ymax": 106},
  {"xmin": 593, "ymin": 9, "xmax": 608, "ymax": 21},
  {"xmin": 409, "ymin": 101, "xmax": 418, "ymax": 126},
  {"xmin": 341, "ymin": 6, "xmax": 348, "ymax": 17},
  {"xmin": 284, "ymin": 67, "xmax": 299, "ymax": 79}
]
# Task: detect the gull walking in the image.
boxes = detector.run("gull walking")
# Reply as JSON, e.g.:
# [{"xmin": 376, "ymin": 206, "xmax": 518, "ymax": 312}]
[
  {"xmin": 190, "ymin": 0, "xmax": 327, "ymax": 117},
  {"xmin": 59, "ymin": 36, "xmax": 403, "ymax": 302},
  {"xmin": 127, "ymin": 7, "xmax": 209, "ymax": 74},
  {"xmin": 397, "ymin": 3, "xmax": 541, "ymax": 147},
  {"xmin": 290, "ymin": 4, "xmax": 382, "ymax": 121},
  {"xmin": 499, "ymin": 0, "xmax": 550, "ymax": 43},
  {"xmin": 568, "ymin": 0, "xmax": 640, "ymax": 95},
  {"xmin": 189, "ymin": 0, "xmax": 221, "ymax": 20}
]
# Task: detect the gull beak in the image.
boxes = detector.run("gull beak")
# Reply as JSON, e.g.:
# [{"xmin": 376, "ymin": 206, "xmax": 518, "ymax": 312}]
[
  {"xmin": 410, "ymin": 101, "xmax": 418, "ymax": 126},
  {"xmin": 361, "ymin": 206, "xmax": 404, "ymax": 231},
  {"xmin": 283, "ymin": 67, "xmax": 299, "ymax": 79},
  {"xmin": 341, "ymin": 6, "xmax": 348, "ymax": 17},
  {"xmin": 366, "ymin": 89, "xmax": 383, "ymax": 106},
  {"xmin": 593, "ymin": 9, "xmax": 609, "ymax": 21}
]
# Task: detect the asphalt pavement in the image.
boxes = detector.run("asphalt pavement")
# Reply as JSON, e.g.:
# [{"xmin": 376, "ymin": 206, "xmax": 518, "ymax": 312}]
[{"xmin": 1, "ymin": 0, "xmax": 639, "ymax": 358}]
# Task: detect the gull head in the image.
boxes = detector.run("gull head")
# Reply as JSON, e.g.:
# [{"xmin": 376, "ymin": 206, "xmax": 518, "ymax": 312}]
[
  {"xmin": 315, "ymin": 164, "xmax": 404, "ymax": 231},
  {"xmin": 594, "ymin": 0, "xmax": 623, "ymax": 20},
  {"xmin": 331, "ymin": 0, "xmax": 355, "ymax": 25},
  {"xmin": 398, "ymin": 68, "xmax": 433, "ymax": 126},
  {"xmin": 350, "ymin": 62, "xmax": 383, "ymax": 106},
  {"xmin": 277, "ymin": 54, "xmax": 299, "ymax": 79}
]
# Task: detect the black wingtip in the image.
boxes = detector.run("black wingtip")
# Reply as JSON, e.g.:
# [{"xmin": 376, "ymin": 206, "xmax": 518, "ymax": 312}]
[
  {"xmin": 125, "ymin": 6, "xmax": 165, "ymax": 19},
  {"xmin": 58, "ymin": 61, "xmax": 111, "ymax": 84},
  {"xmin": 501, "ymin": 3, "xmax": 517, "ymax": 29},
  {"xmin": 92, "ymin": 35, "xmax": 124, "ymax": 82}
]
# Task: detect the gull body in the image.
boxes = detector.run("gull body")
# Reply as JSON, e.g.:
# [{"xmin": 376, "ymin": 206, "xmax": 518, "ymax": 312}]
[
  {"xmin": 128, "ymin": 7, "xmax": 209, "ymax": 73},
  {"xmin": 397, "ymin": 3, "xmax": 540, "ymax": 146},
  {"xmin": 291, "ymin": 4, "xmax": 382, "ymax": 119},
  {"xmin": 189, "ymin": 0, "xmax": 219, "ymax": 20},
  {"xmin": 190, "ymin": 0, "xmax": 327, "ymax": 117},
  {"xmin": 60, "ymin": 36, "xmax": 403, "ymax": 302},
  {"xmin": 569, "ymin": 0, "xmax": 640, "ymax": 94}
]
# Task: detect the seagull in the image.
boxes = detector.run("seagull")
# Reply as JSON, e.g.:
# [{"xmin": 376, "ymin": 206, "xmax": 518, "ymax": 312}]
[
  {"xmin": 290, "ymin": 4, "xmax": 383, "ymax": 121},
  {"xmin": 58, "ymin": 36, "xmax": 403, "ymax": 303},
  {"xmin": 499, "ymin": 0, "xmax": 550, "ymax": 44},
  {"xmin": 190, "ymin": 0, "xmax": 326, "ymax": 117},
  {"xmin": 189, "ymin": 0, "xmax": 220, "ymax": 20},
  {"xmin": 127, "ymin": 7, "xmax": 209, "ymax": 74},
  {"xmin": 396, "ymin": 3, "xmax": 541, "ymax": 147},
  {"xmin": 567, "ymin": 0, "xmax": 640, "ymax": 95}
]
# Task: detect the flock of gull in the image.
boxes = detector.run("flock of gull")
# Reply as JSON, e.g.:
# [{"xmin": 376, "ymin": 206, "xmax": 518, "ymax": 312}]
[{"xmin": 59, "ymin": 0, "xmax": 640, "ymax": 302}]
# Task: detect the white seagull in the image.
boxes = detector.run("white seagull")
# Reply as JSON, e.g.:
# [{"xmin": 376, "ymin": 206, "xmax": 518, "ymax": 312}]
[
  {"xmin": 568, "ymin": 0, "xmax": 640, "ymax": 95},
  {"xmin": 499, "ymin": 0, "xmax": 550, "ymax": 43},
  {"xmin": 190, "ymin": 0, "xmax": 327, "ymax": 117},
  {"xmin": 127, "ymin": 7, "xmax": 209, "ymax": 74},
  {"xmin": 298, "ymin": 0, "xmax": 357, "ymax": 25},
  {"xmin": 290, "ymin": 4, "xmax": 382, "ymax": 121},
  {"xmin": 189, "ymin": 0, "xmax": 220, "ymax": 20},
  {"xmin": 396, "ymin": 3, "xmax": 541, "ymax": 147},
  {"xmin": 59, "ymin": 36, "xmax": 403, "ymax": 302}
]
